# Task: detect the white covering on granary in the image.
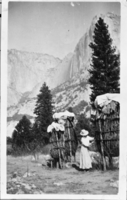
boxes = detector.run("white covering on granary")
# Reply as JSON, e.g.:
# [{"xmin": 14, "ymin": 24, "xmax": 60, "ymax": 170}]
[
  {"xmin": 53, "ymin": 110, "xmax": 75, "ymax": 120},
  {"xmin": 94, "ymin": 93, "xmax": 120, "ymax": 108},
  {"xmin": 47, "ymin": 122, "xmax": 65, "ymax": 133}
]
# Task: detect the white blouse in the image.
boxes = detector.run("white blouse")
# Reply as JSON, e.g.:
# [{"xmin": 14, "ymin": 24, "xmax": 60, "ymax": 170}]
[{"xmin": 81, "ymin": 136, "xmax": 94, "ymax": 147}]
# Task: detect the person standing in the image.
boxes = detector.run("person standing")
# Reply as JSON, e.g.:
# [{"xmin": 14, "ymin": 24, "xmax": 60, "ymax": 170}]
[{"xmin": 79, "ymin": 129, "xmax": 94, "ymax": 171}]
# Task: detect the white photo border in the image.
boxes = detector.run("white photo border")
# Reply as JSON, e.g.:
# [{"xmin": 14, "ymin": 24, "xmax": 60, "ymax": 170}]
[{"xmin": 1, "ymin": 0, "xmax": 127, "ymax": 199}]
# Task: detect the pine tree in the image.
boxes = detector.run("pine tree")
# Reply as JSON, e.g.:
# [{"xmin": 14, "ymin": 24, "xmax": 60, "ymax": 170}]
[
  {"xmin": 34, "ymin": 82, "xmax": 53, "ymax": 145},
  {"xmin": 12, "ymin": 115, "xmax": 32, "ymax": 152},
  {"xmin": 89, "ymin": 17, "xmax": 120, "ymax": 103}
]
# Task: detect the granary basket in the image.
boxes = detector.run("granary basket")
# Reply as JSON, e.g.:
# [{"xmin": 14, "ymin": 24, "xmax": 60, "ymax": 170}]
[
  {"xmin": 95, "ymin": 100, "xmax": 119, "ymax": 157},
  {"xmin": 91, "ymin": 94, "xmax": 120, "ymax": 170},
  {"xmin": 47, "ymin": 111, "xmax": 78, "ymax": 168}
]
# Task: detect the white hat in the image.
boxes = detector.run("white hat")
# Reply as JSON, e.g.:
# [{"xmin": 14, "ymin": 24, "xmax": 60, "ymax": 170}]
[{"xmin": 80, "ymin": 129, "xmax": 89, "ymax": 136}]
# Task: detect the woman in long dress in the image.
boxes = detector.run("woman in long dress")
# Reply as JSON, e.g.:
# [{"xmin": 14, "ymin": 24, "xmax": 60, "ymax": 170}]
[{"xmin": 80, "ymin": 129, "xmax": 94, "ymax": 171}]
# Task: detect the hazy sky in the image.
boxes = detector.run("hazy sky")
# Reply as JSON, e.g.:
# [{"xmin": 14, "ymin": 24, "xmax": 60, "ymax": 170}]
[{"xmin": 8, "ymin": 2, "xmax": 120, "ymax": 59}]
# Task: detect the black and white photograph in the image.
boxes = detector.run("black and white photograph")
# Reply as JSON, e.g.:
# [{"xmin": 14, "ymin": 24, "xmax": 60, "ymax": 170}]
[{"xmin": 1, "ymin": 0, "xmax": 127, "ymax": 199}]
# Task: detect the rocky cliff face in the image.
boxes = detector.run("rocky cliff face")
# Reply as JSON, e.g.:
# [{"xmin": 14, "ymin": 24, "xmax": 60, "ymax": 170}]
[
  {"xmin": 8, "ymin": 50, "xmax": 75, "ymax": 106},
  {"xmin": 70, "ymin": 12, "xmax": 120, "ymax": 79},
  {"xmin": 8, "ymin": 49, "xmax": 61, "ymax": 106},
  {"xmin": 7, "ymin": 12, "xmax": 120, "ymax": 137},
  {"xmin": 51, "ymin": 12, "xmax": 120, "ymax": 114}
]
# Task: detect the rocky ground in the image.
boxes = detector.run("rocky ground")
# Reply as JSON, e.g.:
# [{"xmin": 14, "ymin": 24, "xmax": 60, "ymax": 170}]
[{"xmin": 7, "ymin": 152, "xmax": 119, "ymax": 195}]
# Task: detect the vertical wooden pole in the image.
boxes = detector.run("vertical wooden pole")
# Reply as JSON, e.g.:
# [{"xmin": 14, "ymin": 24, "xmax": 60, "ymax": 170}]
[
  {"xmin": 67, "ymin": 119, "xmax": 72, "ymax": 162},
  {"xmin": 57, "ymin": 161, "xmax": 59, "ymax": 169},
  {"xmin": 62, "ymin": 133, "xmax": 65, "ymax": 161},
  {"xmin": 55, "ymin": 131, "xmax": 61, "ymax": 168},
  {"xmin": 98, "ymin": 119, "xmax": 106, "ymax": 171},
  {"xmin": 70, "ymin": 120, "xmax": 77, "ymax": 162},
  {"xmin": 51, "ymin": 160, "xmax": 53, "ymax": 169}
]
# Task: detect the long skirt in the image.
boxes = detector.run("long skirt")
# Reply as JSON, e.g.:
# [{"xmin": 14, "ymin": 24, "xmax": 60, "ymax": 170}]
[{"xmin": 80, "ymin": 146, "xmax": 92, "ymax": 169}]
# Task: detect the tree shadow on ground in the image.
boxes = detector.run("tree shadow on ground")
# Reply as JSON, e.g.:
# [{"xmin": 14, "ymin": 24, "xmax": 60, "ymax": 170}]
[
  {"xmin": 72, "ymin": 163, "xmax": 98, "ymax": 172},
  {"xmin": 72, "ymin": 163, "xmax": 84, "ymax": 171}
]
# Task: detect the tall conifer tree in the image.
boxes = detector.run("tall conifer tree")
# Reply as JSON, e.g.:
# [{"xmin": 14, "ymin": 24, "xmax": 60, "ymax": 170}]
[
  {"xmin": 34, "ymin": 82, "xmax": 53, "ymax": 144},
  {"xmin": 89, "ymin": 17, "xmax": 120, "ymax": 103}
]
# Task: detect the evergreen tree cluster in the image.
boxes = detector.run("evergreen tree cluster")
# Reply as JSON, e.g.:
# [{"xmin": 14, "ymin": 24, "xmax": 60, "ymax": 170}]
[
  {"xmin": 11, "ymin": 82, "xmax": 54, "ymax": 156},
  {"xmin": 89, "ymin": 17, "xmax": 120, "ymax": 103},
  {"xmin": 75, "ymin": 114, "xmax": 92, "ymax": 142},
  {"xmin": 12, "ymin": 115, "xmax": 32, "ymax": 155}
]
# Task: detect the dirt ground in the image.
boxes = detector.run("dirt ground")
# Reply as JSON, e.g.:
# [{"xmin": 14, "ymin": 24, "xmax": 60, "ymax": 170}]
[{"xmin": 7, "ymin": 152, "xmax": 119, "ymax": 195}]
